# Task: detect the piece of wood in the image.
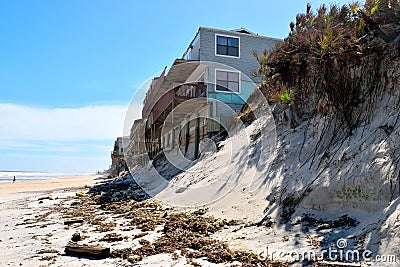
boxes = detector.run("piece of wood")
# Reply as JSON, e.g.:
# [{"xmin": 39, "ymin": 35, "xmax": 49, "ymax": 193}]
[
  {"xmin": 64, "ymin": 218, "xmax": 84, "ymax": 225},
  {"xmin": 65, "ymin": 242, "xmax": 110, "ymax": 259},
  {"xmin": 133, "ymin": 232, "xmax": 148, "ymax": 239}
]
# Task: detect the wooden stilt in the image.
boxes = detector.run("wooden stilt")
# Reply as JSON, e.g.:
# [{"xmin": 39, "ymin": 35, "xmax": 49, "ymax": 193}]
[{"xmin": 194, "ymin": 115, "xmax": 200, "ymax": 159}]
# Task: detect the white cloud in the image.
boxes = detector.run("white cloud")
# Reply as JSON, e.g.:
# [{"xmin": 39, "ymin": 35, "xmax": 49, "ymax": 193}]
[
  {"xmin": 0, "ymin": 140, "xmax": 111, "ymax": 153},
  {"xmin": 0, "ymin": 103, "xmax": 141, "ymax": 141},
  {"xmin": 1, "ymin": 152, "xmax": 110, "ymax": 173},
  {"xmin": 0, "ymin": 103, "xmax": 144, "ymax": 172}
]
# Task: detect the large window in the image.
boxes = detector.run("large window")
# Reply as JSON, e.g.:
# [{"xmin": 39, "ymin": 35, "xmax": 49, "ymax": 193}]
[
  {"xmin": 216, "ymin": 35, "xmax": 239, "ymax": 57},
  {"xmin": 216, "ymin": 70, "xmax": 240, "ymax": 93}
]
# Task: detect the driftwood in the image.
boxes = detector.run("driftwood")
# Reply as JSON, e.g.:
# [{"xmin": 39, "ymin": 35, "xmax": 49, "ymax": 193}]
[
  {"xmin": 38, "ymin": 196, "xmax": 54, "ymax": 201},
  {"xmin": 65, "ymin": 242, "xmax": 110, "ymax": 259},
  {"xmin": 133, "ymin": 232, "xmax": 148, "ymax": 239},
  {"xmin": 64, "ymin": 218, "xmax": 84, "ymax": 225}
]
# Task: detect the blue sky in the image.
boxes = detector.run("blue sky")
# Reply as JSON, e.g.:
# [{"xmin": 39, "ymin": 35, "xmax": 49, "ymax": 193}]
[{"xmin": 0, "ymin": 0, "xmax": 350, "ymax": 173}]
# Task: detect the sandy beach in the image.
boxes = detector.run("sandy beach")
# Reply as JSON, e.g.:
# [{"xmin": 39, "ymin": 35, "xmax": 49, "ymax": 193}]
[
  {"xmin": 0, "ymin": 174, "xmax": 99, "ymax": 202},
  {"xmin": 0, "ymin": 171, "xmax": 396, "ymax": 267},
  {"xmin": 0, "ymin": 173, "xmax": 264, "ymax": 267},
  {"xmin": 0, "ymin": 174, "xmax": 108, "ymax": 266},
  {"xmin": 0, "ymin": 171, "xmax": 292, "ymax": 267}
]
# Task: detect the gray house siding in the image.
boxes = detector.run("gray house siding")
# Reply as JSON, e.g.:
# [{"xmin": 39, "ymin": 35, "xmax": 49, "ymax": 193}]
[
  {"xmin": 191, "ymin": 35, "xmax": 201, "ymax": 60},
  {"xmin": 195, "ymin": 27, "xmax": 280, "ymax": 115},
  {"xmin": 198, "ymin": 27, "xmax": 279, "ymax": 82}
]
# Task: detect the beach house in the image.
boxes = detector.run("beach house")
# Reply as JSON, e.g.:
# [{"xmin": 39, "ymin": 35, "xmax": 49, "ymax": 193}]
[
  {"xmin": 110, "ymin": 137, "xmax": 129, "ymax": 175},
  {"xmin": 126, "ymin": 27, "xmax": 281, "ymax": 162}
]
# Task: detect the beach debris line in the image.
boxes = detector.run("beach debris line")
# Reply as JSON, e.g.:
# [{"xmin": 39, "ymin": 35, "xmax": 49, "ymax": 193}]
[
  {"xmin": 58, "ymin": 188, "xmax": 287, "ymax": 265},
  {"xmin": 64, "ymin": 242, "xmax": 110, "ymax": 259},
  {"xmin": 88, "ymin": 172, "xmax": 149, "ymax": 204},
  {"xmin": 108, "ymin": 204, "xmax": 281, "ymax": 266}
]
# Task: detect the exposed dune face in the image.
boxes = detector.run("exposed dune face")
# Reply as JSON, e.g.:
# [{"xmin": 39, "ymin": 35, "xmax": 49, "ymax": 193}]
[{"xmin": 126, "ymin": 37, "xmax": 400, "ymax": 262}]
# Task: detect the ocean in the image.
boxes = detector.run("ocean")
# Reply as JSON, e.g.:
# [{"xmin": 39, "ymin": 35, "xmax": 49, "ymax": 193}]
[{"xmin": 0, "ymin": 171, "xmax": 88, "ymax": 183}]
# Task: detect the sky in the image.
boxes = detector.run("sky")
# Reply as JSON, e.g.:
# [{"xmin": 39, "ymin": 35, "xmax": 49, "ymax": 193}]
[{"xmin": 0, "ymin": 0, "xmax": 351, "ymax": 173}]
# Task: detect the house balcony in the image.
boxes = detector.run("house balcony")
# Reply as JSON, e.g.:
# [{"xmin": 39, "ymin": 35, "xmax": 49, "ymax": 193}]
[
  {"xmin": 144, "ymin": 82, "xmax": 208, "ymax": 159},
  {"xmin": 142, "ymin": 59, "xmax": 200, "ymax": 119},
  {"xmin": 150, "ymin": 82, "xmax": 207, "ymax": 126},
  {"xmin": 111, "ymin": 150, "xmax": 124, "ymax": 159}
]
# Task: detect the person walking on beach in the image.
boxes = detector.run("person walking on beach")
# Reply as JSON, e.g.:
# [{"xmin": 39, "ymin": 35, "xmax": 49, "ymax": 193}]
[{"xmin": 13, "ymin": 176, "xmax": 16, "ymax": 183}]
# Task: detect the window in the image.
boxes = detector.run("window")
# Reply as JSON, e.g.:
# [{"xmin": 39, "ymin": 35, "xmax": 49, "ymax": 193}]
[
  {"xmin": 216, "ymin": 70, "xmax": 240, "ymax": 93},
  {"xmin": 216, "ymin": 35, "xmax": 239, "ymax": 57}
]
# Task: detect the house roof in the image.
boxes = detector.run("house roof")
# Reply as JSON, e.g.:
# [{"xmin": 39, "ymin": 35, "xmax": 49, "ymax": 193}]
[
  {"xmin": 199, "ymin": 26, "xmax": 282, "ymax": 41},
  {"xmin": 130, "ymin": 119, "xmax": 142, "ymax": 132},
  {"xmin": 231, "ymin": 28, "xmax": 256, "ymax": 35}
]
